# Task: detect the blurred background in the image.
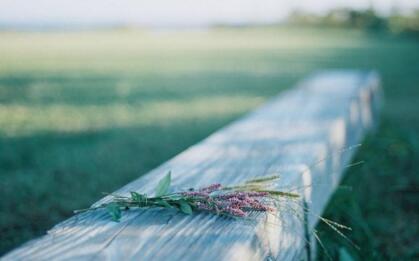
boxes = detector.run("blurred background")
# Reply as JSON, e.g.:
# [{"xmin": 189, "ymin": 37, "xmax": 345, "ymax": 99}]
[{"xmin": 0, "ymin": 0, "xmax": 418, "ymax": 259}]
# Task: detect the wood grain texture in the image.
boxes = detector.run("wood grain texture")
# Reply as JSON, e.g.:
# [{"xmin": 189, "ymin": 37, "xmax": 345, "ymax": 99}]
[{"xmin": 3, "ymin": 71, "xmax": 381, "ymax": 261}]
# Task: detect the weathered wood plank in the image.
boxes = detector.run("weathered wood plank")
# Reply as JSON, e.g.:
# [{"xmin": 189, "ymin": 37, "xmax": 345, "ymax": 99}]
[{"xmin": 2, "ymin": 70, "xmax": 381, "ymax": 261}]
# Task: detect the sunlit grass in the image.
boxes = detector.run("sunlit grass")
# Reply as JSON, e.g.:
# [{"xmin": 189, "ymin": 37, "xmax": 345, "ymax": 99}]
[
  {"xmin": 0, "ymin": 28, "xmax": 380, "ymax": 74},
  {"xmin": 0, "ymin": 96, "xmax": 264, "ymax": 136}
]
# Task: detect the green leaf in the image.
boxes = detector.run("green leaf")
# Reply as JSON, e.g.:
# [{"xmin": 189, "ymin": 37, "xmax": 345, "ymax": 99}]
[
  {"xmin": 156, "ymin": 199, "xmax": 172, "ymax": 208},
  {"xmin": 339, "ymin": 247, "xmax": 355, "ymax": 261},
  {"xmin": 130, "ymin": 191, "xmax": 145, "ymax": 202},
  {"xmin": 155, "ymin": 171, "xmax": 171, "ymax": 197},
  {"xmin": 106, "ymin": 203, "xmax": 121, "ymax": 222},
  {"xmin": 178, "ymin": 200, "xmax": 193, "ymax": 215}
]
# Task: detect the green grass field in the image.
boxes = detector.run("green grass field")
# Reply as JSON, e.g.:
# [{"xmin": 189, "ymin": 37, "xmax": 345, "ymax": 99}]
[{"xmin": 0, "ymin": 27, "xmax": 418, "ymax": 259}]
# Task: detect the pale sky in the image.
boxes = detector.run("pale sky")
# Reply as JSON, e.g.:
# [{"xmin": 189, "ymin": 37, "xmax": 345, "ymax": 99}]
[{"xmin": 0, "ymin": 0, "xmax": 418, "ymax": 27}]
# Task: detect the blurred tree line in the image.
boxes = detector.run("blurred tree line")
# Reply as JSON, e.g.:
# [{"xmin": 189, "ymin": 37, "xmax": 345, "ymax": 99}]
[{"xmin": 288, "ymin": 8, "xmax": 419, "ymax": 36}]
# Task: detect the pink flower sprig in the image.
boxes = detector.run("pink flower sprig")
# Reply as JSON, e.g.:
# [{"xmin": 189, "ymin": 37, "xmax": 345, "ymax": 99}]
[{"xmin": 74, "ymin": 172, "xmax": 299, "ymax": 221}]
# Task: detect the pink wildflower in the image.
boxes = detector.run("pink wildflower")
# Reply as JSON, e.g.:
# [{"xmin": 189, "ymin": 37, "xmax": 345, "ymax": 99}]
[
  {"xmin": 199, "ymin": 183, "xmax": 222, "ymax": 193},
  {"xmin": 224, "ymin": 207, "xmax": 246, "ymax": 217},
  {"xmin": 181, "ymin": 191, "xmax": 210, "ymax": 198},
  {"xmin": 216, "ymin": 191, "xmax": 269, "ymax": 200}
]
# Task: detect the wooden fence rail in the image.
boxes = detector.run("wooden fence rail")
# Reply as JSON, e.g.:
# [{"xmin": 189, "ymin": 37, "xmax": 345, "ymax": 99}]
[{"xmin": 3, "ymin": 70, "xmax": 381, "ymax": 261}]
